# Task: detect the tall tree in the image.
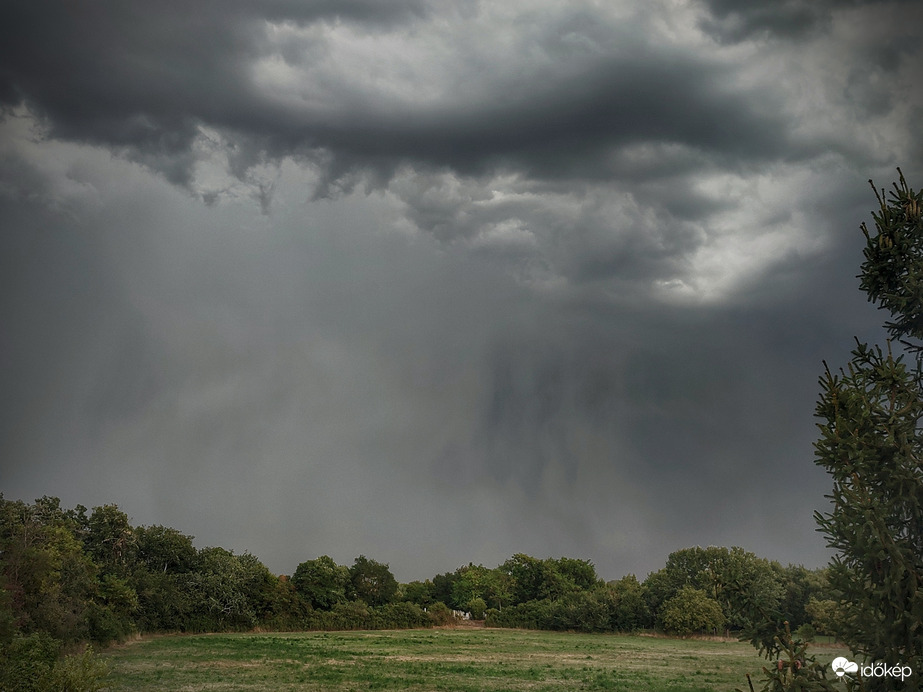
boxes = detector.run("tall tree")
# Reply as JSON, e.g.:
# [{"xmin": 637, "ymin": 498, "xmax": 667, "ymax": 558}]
[
  {"xmin": 500, "ymin": 554, "xmax": 547, "ymax": 604},
  {"xmin": 130, "ymin": 525, "xmax": 197, "ymax": 631},
  {"xmin": 0, "ymin": 496, "xmax": 97, "ymax": 642},
  {"xmin": 133, "ymin": 525, "xmax": 197, "ymax": 575},
  {"xmin": 348, "ymin": 556, "xmax": 398, "ymax": 607},
  {"xmin": 603, "ymin": 575, "xmax": 651, "ymax": 632},
  {"xmin": 451, "ymin": 564, "xmax": 493, "ymax": 610},
  {"xmin": 812, "ymin": 170, "xmax": 923, "ymax": 690},
  {"xmin": 551, "ymin": 557, "xmax": 599, "ymax": 592},
  {"xmin": 291, "ymin": 556, "xmax": 350, "ymax": 610},
  {"xmin": 430, "ymin": 572, "xmax": 458, "ymax": 608},
  {"xmin": 650, "ymin": 546, "xmax": 783, "ymax": 632},
  {"xmin": 185, "ymin": 547, "xmax": 258, "ymax": 630},
  {"xmin": 84, "ymin": 505, "xmax": 135, "ymax": 576},
  {"xmin": 499, "ymin": 554, "xmax": 588, "ymax": 604}
]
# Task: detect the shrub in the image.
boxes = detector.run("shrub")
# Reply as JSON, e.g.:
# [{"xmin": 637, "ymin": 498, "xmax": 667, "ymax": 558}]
[
  {"xmin": 468, "ymin": 597, "xmax": 487, "ymax": 620},
  {"xmin": 484, "ymin": 608, "xmax": 500, "ymax": 626},
  {"xmin": 554, "ymin": 591, "xmax": 609, "ymax": 633},
  {"xmin": 485, "ymin": 599, "xmax": 555, "ymax": 630},
  {"xmin": 426, "ymin": 602, "xmax": 455, "ymax": 626},
  {"xmin": 86, "ymin": 602, "xmax": 134, "ymax": 646},
  {"xmin": 794, "ymin": 623, "xmax": 816, "ymax": 643},
  {"xmin": 48, "ymin": 646, "xmax": 110, "ymax": 692},
  {"xmin": 0, "ymin": 633, "xmax": 107, "ymax": 692},
  {"xmin": 0, "ymin": 632, "xmax": 60, "ymax": 692},
  {"xmin": 370, "ymin": 602, "xmax": 428, "ymax": 629},
  {"xmin": 659, "ymin": 586, "xmax": 725, "ymax": 637},
  {"xmin": 315, "ymin": 601, "xmax": 370, "ymax": 631}
]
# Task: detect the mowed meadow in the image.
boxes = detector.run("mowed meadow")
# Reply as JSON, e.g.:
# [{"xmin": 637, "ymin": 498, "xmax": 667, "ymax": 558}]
[{"xmin": 102, "ymin": 628, "xmax": 851, "ymax": 692}]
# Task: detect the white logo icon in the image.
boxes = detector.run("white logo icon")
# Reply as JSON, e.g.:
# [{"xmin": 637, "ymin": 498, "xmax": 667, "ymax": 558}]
[
  {"xmin": 831, "ymin": 657, "xmax": 859, "ymax": 677},
  {"xmin": 831, "ymin": 657, "xmax": 913, "ymax": 681}
]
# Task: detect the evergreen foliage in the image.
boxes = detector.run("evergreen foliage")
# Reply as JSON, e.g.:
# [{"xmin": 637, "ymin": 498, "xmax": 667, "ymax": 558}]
[
  {"xmin": 736, "ymin": 622, "xmax": 839, "ymax": 692},
  {"xmin": 858, "ymin": 170, "xmax": 923, "ymax": 355},
  {"xmin": 811, "ymin": 169, "xmax": 923, "ymax": 690},
  {"xmin": 739, "ymin": 169, "xmax": 923, "ymax": 692}
]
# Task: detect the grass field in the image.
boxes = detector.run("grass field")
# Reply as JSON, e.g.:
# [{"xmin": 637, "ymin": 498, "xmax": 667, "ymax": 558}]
[{"xmin": 102, "ymin": 628, "xmax": 851, "ymax": 691}]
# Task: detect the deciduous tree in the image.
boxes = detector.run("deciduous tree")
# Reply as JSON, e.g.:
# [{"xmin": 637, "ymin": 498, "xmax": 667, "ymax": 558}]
[
  {"xmin": 292, "ymin": 556, "xmax": 350, "ymax": 610},
  {"xmin": 659, "ymin": 586, "xmax": 725, "ymax": 638},
  {"xmin": 348, "ymin": 556, "xmax": 398, "ymax": 607}
]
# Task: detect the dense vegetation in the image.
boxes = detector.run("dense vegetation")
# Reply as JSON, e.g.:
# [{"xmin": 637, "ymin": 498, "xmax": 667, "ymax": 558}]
[{"xmin": 0, "ymin": 493, "xmax": 838, "ymax": 690}]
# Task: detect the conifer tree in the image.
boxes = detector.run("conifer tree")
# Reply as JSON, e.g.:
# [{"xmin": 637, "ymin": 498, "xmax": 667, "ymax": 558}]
[
  {"xmin": 739, "ymin": 171, "xmax": 922, "ymax": 692},
  {"xmin": 813, "ymin": 170, "xmax": 923, "ymax": 691}
]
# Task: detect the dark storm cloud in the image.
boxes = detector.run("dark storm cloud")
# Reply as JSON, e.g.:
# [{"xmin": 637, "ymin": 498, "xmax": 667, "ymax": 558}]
[
  {"xmin": 0, "ymin": 0, "xmax": 431, "ymax": 183},
  {"xmin": 5, "ymin": 0, "xmax": 919, "ymax": 298},
  {"xmin": 3, "ymin": 1, "xmax": 920, "ymax": 291},
  {"xmin": 0, "ymin": 1, "xmax": 809, "ymax": 196},
  {"xmin": 698, "ymin": 0, "xmax": 923, "ymax": 44},
  {"xmin": 697, "ymin": 0, "xmax": 831, "ymax": 42}
]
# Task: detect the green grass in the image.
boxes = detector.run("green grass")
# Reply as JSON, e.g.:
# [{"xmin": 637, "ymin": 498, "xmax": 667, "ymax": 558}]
[{"xmin": 102, "ymin": 628, "xmax": 851, "ymax": 692}]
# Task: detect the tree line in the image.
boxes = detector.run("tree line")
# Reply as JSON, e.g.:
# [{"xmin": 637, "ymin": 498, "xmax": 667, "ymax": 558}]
[{"xmin": 0, "ymin": 493, "xmax": 846, "ymax": 690}]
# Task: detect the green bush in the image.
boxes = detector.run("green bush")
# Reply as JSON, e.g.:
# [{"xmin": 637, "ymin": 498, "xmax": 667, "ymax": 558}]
[
  {"xmin": 484, "ymin": 608, "xmax": 500, "ymax": 626},
  {"xmin": 370, "ymin": 602, "xmax": 429, "ymax": 629},
  {"xmin": 307, "ymin": 600, "xmax": 370, "ymax": 631},
  {"xmin": 553, "ymin": 591, "xmax": 609, "ymax": 633},
  {"xmin": 294, "ymin": 600, "xmax": 430, "ymax": 631},
  {"xmin": 486, "ymin": 593, "xmax": 612, "ymax": 633},
  {"xmin": 485, "ymin": 599, "xmax": 555, "ymax": 630},
  {"xmin": 468, "ymin": 597, "xmax": 487, "ymax": 620},
  {"xmin": 49, "ymin": 646, "xmax": 110, "ymax": 692},
  {"xmin": 0, "ymin": 632, "xmax": 60, "ymax": 692},
  {"xmin": 793, "ymin": 622, "xmax": 816, "ymax": 643},
  {"xmin": 426, "ymin": 602, "xmax": 454, "ymax": 626},
  {"xmin": 0, "ymin": 633, "xmax": 107, "ymax": 692},
  {"xmin": 86, "ymin": 601, "xmax": 134, "ymax": 646},
  {"xmin": 659, "ymin": 587, "xmax": 725, "ymax": 637}
]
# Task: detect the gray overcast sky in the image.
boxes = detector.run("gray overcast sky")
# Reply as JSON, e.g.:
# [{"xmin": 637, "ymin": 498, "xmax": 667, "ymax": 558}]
[{"xmin": 1, "ymin": 0, "xmax": 922, "ymax": 583}]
